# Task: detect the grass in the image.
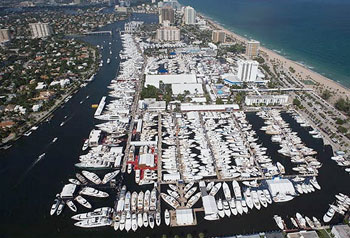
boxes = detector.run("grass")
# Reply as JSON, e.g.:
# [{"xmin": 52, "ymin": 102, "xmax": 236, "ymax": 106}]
[{"xmin": 317, "ymin": 229, "xmax": 331, "ymax": 238}]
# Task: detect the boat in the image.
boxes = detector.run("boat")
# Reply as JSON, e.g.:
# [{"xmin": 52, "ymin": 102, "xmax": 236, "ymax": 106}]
[
  {"xmin": 222, "ymin": 182, "xmax": 232, "ymax": 201},
  {"xmin": 144, "ymin": 190, "xmax": 150, "ymax": 212},
  {"xmin": 74, "ymin": 217, "xmax": 112, "ymax": 228},
  {"xmin": 310, "ymin": 177, "xmax": 321, "ymax": 190},
  {"xmin": 244, "ymin": 189, "xmax": 254, "ymax": 209},
  {"xmin": 164, "ymin": 209, "xmax": 170, "ymax": 226},
  {"xmin": 137, "ymin": 213, "xmax": 143, "ymax": 228},
  {"xmin": 206, "ymin": 181, "xmax": 214, "ymax": 192},
  {"xmin": 184, "ymin": 182, "xmax": 194, "ymax": 193},
  {"xmin": 223, "ymin": 200, "xmax": 231, "ymax": 217},
  {"xmin": 296, "ymin": 213, "xmax": 306, "ymax": 227},
  {"xmin": 290, "ymin": 217, "xmax": 298, "ymax": 228},
  {"xmin": 114, "ymin": 213, "xmax": 120, "ymax": 231},
  {"xmin": 75, "ymin": 195, "xmax": 92, "ymax": 209},
  {"xmin": 125, "ymin": 191, "xmax": 131, "ymax": 211},
  {"xmin": 161, "ymin": 193, "xmax": 180, "ymax": 209},
  {"xmin": 143, "ymin": 212, "xmax": 148, "ymax": 227},
  {"xmin": 56, "ymin": 201, "xmax": 65, "ymax": 216},
  {"xmin": 156, "ymin": 211, "xmax": 161, "ymax": 226},
  {"xmin": 241, "ymin": 199, "xmax": 248, "ymax": 214},
  {"xmin": 305, "ymin": 216, "xmax": 315, "ymax": 228},
  {"xmin": 273, "ymin": 215, "xmax": 284, "ymax": 230},
  {"xmin": 323, "ymin": 207, "xmax": 335, "ymax": 223},
  {"xmin": 217, "ymin": 199, "xmax": 225, "ymax": 218},
  {"xmin": 79, "ymin": 187, "xmax": 109, "ymax": 198},
  {"xmin": 76, "ymin": 173, "xmax": 88, "ymax": 185},
  {"xmin": 60, "ymin": 122, "xmax": 65, "ymax": 127},
  {"xmin": 119, "ymin": 212, "xmax": 126, "ymax": 231},
  {"xmin": 38, "ymin": 153, "xmax": 45, "ymax": 160},
  {"xmin": 313, "ymin": 216, "xmax": 322, "ymax": 227},
  {"xmin": 52, "ymin": 137, "xmax": 58, "ymax": 143},
  {"xmin": 236, "ymin": 199, "xmax": 243, "ymax": 215},
  {"xmin": 229, "ymin": 199, "xmax": 238, "ymax": 215},
  {"xmin": 263, "ymin": 189, "xmax": 272, "ymax": 204},
  {"xmin": 186, "ymin": 192, "xmax": 201, "ymax": 208},
  {"xmin": 232, "ymin": 180, "xmax": 242, "ymax": 200},
  {"xmin": 71, "ymin": 207, "xmax": 113, "ymax": 220},
  {"xmin": 107, "ymin": 58, "xmax": 111, "ymax": 64},
  {"xmin": 82, "ymin": 171, "xmax": 102, "ymax": 185},
  {"xmin": 169, "ymin": 184, "xmax": 177, "ymax": 191},
  {"xmin": 125, "ymin": 211, "xmax": 131, "ymax": 232},
  {"xmin": 69, "ymin": 179, "xmax": 81, "ymax": 185},
  {"xmin": 149, "ymin": 213, "xmax": 155, "ymax": 229},
  {"xmin": 150, "ymin": 188, "xmax": 157, "ymax": 211},
  {"xmin": 209, "ymin": 183, "xmax": 222, "ymax": 196},
  {"xmin": 131, "ymin": 213, "xmax": 138, "ymax": 231},
  {"xmin": 258, "ymin": 190, "xmax": 268, "ymax": 208},
  {"xmin": 131, "ymin": 192, "xmax": 138, "ymax": 212},
  {"xmin": 137, "ymin": 191, "xmax": 144, "ymax": 211},
  {"xmin": 185, "ymin": 187, "xmax": 197, "ymax": 199},
  {"xmin": 251, "ymin": 190, "xmax": 261, "ymax": 210},
  {"xmin": 50, "ymin": 197, "xmax": 60, "ymax": 215},
  {"xmin": 102, "ymin": 170, "xmax": 120, "ymax": 184},
  {"xmin": 82, "ymin": 139, "xmax": 89, "ymax": 151}
]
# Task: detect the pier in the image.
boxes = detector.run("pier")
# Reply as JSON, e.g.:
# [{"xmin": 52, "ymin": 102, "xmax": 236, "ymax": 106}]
[{"xmin": 84, "ymin": 30, "xmax": 112, "ymax": 36}]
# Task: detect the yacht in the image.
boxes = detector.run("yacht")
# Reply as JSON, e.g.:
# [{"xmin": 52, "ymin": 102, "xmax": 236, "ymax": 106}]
[
  {"xmin": 137, "ymin": 213, "xmax": 143, "ymax": 228},
  {"xmin": 102, "ymin": 170, "xmax": 120, "ymax": 184},
  {"xmin": 305, "ymin": 216, "xmax": 315, "ymax": 228},
  {"xmin": 209, "ymin": 183, "xmax": 222, "ymax": 197},
  {"xmin": 310, "ymin": 177, "xmax": 321, "ymax": 190},
  {"xmin": 313, "ymin": 216, "xmax": 322, "ymax": 227},
  {"xmin": 185, "ymin": 187, "xmax": 197, "ymax": 199},
  {"xmin": 164, "ymin": 209, "xmax": 170, "ymax": 226},
  {"xmin": 222, "ymin": 182, "xmax": 232, "ymax": 201},
  {"xmin": 229, "ymin": 199, "xmax": 238, "ymax": 216},
  {"xmin": 296, "ymin": 213, "xmax": 306, "ymax": 227},
  {"xmin": 149, "ymin": 213, "xmax": 155, "ymax": 229},
  {"xmin": 82, "ymin": 171, "xmax": 102, "ymax": 185},
  {"xmin": 184, "ymin": 182, "xmax": 194, "ymax": 193},
  {"xmin": 137, "ymin": 191, "xmax": 144, "ymax": 211},
  {"xmin": 50, "ymin": 196, "xmax": 60, "ymax": 215},
  {"xmin": 160, "ymin": 193, "xmax": 180, "ymax": 209},
  {"xmin": 131, "ymin": 213, "xmax": 138, "ymax": 231},
  {"xmin": 217, "ymin": 199, "xmax": 224, "ymax": 218},
  {"xmin": 323, "ymin": 207, "xmax": 335, "ymax": 223},
  {"xmin": 125, "ymin": 211, "xmax": 132, "ymax": 232},
  {"xmin": 273, "ymin": 215, "xmax": 284, "ymax": 230},
  {"xmin": 236, "ymin": 199, "xmax": 243, "ymax": 215},
  {"xmin": 144, "ymin": 190, "xmax": 150, "ymax": 212},
  {"xmin": 56, "ymin": 201, "xmax": 65, "ymax": 216},
  {"xmin": 82, "ymin": 139, "xmax": 89, "ymax": 151},
  {"xmin": 232, "ymin": 181, "xmax": 242, "ymax": 200},
  {"xmin": 74, "ymin": 217, "xmax": 112, "ymax": 228},
  {"xmin": 69, "ymin": 178, "xmax": 81, "ymax": 186},
  {"xmin": 76, "ymin": 173, "xmax": 88, "ymax": 185},
  {"xmin": 186, "ymin": 192, "xmax": 201, "ymax": 208},
  {"xmin": 71, "ymin": 207, "xmax": 112, "ymax": 220},
  {"xmin": 119, "ymin": 212, "xmax": 126, "ymax": 231},
  {"xmin": 79, "ymin": 187, "xmax": 109, "ymax": 198},
  {"xmin": 114, "ymin": 213, "xmax": 120, "ymax": 231},
  {"xmin": 223, "ymin": 200, "xmax": 231, "ymax": 217},
  {"xmin": 143, "ymin": 212, "xmax": 148, "ymax": 227},
  {"xmin": 290, "ymin": 217, "xmax": 298, "ymax": 228},
  {"xmin": 156, "ymin": 211, "xmax": 161, "ymax": 226},
  {"xmin": 75, "ymin": 195, "xmax": 92, "ymax": 209}
]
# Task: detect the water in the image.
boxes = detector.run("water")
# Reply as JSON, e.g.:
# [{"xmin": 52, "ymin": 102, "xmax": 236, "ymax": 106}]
[
  {"xmin": 178, "ymin": 0, "xmax": 350, "ymax": 87},
  {"xmin": 0, "ymin": 12, "xmax": 349, "ymax": 238}
]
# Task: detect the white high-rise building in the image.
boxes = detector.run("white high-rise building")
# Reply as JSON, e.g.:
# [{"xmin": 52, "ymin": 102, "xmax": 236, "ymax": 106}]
[
  {"xmin": 184, "ymin": 6, "xmax": 196, "ymax": 25},
  {"xmin": 29, "ymin": 23, "xmax": 53, "ymax": 39},
  {"xmin": 0, "ymin": 29, "xmax": 11, "ymax": 43},
  {"xmin": 237, "ymin": 60, "xmax": 259, "ymax": 82},
  {"xmin": 156, "ymin": 26, "xmax": 180, "ymax": 42}
]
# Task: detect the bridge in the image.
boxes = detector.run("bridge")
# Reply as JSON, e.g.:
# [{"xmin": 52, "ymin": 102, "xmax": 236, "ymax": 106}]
[{"xmin": 84, "ymin": 30, "xmax": 112, "ymax": 35}]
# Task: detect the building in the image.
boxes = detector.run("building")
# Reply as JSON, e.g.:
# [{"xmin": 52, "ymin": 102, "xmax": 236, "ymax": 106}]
[
  {"xmin": 246, "ymin": 40, "xmax": 260, "ymax": 59},
  {"xmin": 29, "ymin": 23, "xmax": 52, "ymax": 39},
  {"xmin": 172, "ymin": 83, "xmax": 203, "ymax": 96},
  {"xmin": 158, "ymin": 0, "xmax": 181, "ymax": 10},
  {"xmin": 287, "ymin": 231, "xmax": 319, "ymax": 238},
  {"xmin": 245, "ymin": 95, "xmax": 289, "ymax": 106},
  {"xmin": 175, "ymin": 209, "xmax": 194, "ymax": 226},
  {"xmin": 124, "ymin": 21, "xmax": 143, "ymax": 33},
  {"xmin": 266, "ymin": 178, "xmax": 296, "ymax": 201},
  {"xmin": 142, "ymin": 98, "xmax": 167, "ymax": 111},
  {"xmin": 138, "ymin": 153, "xmax": 155, "ymax": 168},
  {"xmin": 115, "ymin": 6, "xmax": 128, "ymax": 14},
  {"xmin": 180, "ymin": 104, "xmax": 240, "ymax": 112},
  {"xmin": 156, "ymin": 26, "xmax": 180, "ymax": 42},
  {"xmin": 184, "ymin": 6, "xmax": 196, "ymax": 25},
  {"xmin": 159, "ymin": 6, "xmax": 175, "ymax": 24},
  {"xmin": 237, "ymin": 59, "xmax": 259, "ymax": 82},
  {"xmin": 212, "ymin": 30, "xmax": 226, "ymax": 43},
  {"xmin": 0, "ymin": 29, "xmax": 11, "ymax": 44},
  {"xmin": 88, "ymin": 129, "xmax": 102, "ymax": 147},
  {"xmin": 331, "ymin": 225, "xmax": 350, "ymax": 238}
]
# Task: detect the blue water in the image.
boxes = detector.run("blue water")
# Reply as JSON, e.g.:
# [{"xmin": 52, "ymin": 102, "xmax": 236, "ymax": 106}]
[{"xmin": 179, "ymin": 0, "xmax": 350, "ymax": 87}]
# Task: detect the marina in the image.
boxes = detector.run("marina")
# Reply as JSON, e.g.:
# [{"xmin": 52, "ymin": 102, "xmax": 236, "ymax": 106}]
[{"xmin": 0, "ymin": 13, "xmax": 349, "ymax": 238}]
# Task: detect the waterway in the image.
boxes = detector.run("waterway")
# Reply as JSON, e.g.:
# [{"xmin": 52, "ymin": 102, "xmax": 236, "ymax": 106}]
[{"xmin": 0, "ymin": 13, "xmax": 349, "ymax": 238}]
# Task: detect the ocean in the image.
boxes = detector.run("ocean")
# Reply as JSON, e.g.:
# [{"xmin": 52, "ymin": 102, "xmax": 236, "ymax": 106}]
[{"xmin": 179, "ymin": 0, "xmax": 350, "ymax": 87}]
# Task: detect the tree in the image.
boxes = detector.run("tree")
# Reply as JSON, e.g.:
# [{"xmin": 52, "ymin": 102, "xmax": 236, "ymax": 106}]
[
  {"xmin": 141, "ymin": 85, "xmax": 160, "ymax": 99},
  {"xmin": 216, "ymin": 97, "xmax": 224, "ymax": 104},
  {"xmin": 321, "ymin": 89, "xmax": 332, "ymax": 100},
  {"xmin": 293, "ymin": 98, "xmax": 301, "ymax": 107}
]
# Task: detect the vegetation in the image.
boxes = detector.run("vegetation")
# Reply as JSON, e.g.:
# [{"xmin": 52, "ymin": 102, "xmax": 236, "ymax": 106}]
[
  {"xmin": 293, "ymin": 98, "xmax": 302, "ymax": 108},
  {"xmin": 141, "ymin": 85, "xmax": 160, "ymax": 99},
  {"xmin": 234, "ymin": 92, "xmax": 246, "ymax": 105},
  {"xmin": 289, "ymin": 66, "xmax": 296, "ymax": 73},
  {"xmin": 216, "ymin": 97, "xmax": 224, "ymax": 104},
  {"xmin": 321, "ymin": 89, "xmax": 332, "ymax": 100},
  {"xmin": 335, "ymin": 97, "xmax": 350, "ymax": 114}
]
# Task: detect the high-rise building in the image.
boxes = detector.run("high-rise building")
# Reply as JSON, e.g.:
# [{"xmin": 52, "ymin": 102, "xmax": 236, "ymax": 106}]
[
  {"xmin": 156, "ymin": 26, "xmax": 180, "ymax": 42},
  {"xmin": 246, "ymin": 40, "xmax": 260, "ymax": 59},
  {"xmin": 29, "ymin": 23, "xmax": 53, "ymax": 39},
  {"xmin": 0, "ymin": 29, "xmax": 11, "ymax": 43},
  {"xmin": 237, "ymin": 60, "xmax": 259, "ymax": 82},
  {"xmin": 212, "ymin": 30, "xmax": 226, "ymax": 43},
  {"xmin": 159, "ymin": 6, "xmax": 175, "ymax": 25},
  {"xmin": 184, "ymin": 6, "xmax": 196, "ymax": 25}
]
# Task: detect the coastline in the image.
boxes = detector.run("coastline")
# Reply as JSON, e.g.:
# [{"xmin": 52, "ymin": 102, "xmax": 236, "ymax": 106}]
[{"xmin": 197, "ymin": 13, "xmax": 350, "ymax": 103}]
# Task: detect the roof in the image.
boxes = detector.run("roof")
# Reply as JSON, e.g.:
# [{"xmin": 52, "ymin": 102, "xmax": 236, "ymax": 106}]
[
  {"xmin": 202, "ymin": 195, "xmax": 217, "ymax": 215},
  {"xmin": 176, "ymin": 209, "xmax": 194, "ymax": 225},
  {"xmin": 163, "ymin": 173, "xmax": 180, "ymax": 181},
  {"xmin": 181, "ymin": 103, "xmax": 240, "ymax": 111},
  {"xmin": 172, "ymin": 83, "xmax": 203, "ymax": 95},
  {"xmin": 145, "ymin": 74, "xmax": 197, "ymax": 88},
  {"xmin": 266, "ymin": 178, "xmax": 295, "ymax": 196},
  {"xmin": 61, "ymin": 184, "xmax": 76, "ymax": 198},
  {"xmin": 287, "ymin": 231, "xmax": 319, "ymax": 238},
  {"xmin": 332, "ymin": 225, "xmax": 350, "ymax": 238}
]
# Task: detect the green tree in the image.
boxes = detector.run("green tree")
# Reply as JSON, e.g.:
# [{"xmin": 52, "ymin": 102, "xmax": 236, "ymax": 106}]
[{"xmin": 216, "ymin": 97, "xmax": 224, "ymax": 104}]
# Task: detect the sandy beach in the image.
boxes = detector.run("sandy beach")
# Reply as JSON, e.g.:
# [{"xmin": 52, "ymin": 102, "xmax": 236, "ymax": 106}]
[{"xmin": 200, "ymin": 15, "xmax": 350, "ymax": 103}]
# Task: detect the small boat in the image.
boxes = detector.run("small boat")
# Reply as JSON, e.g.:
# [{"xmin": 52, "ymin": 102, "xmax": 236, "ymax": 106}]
[
  {"xmin": 323, "ymin": 207, "xmax": 335, "ymax": 223},
  {"xmin": 143, "ymin": 212, "xmax": 148, "ymax": 227},
  {"xmin": 102, "ymin": 170, "xmax": 120, "ymax": 184},
  {"xmin": 184, "ymin": 182, "xmax": 194, "ymax": 193},
  {"xmin": 156, "ymin": 211, "xmax": 161, "ymax": 226},
  {"xmin": 273, "ymin": 215, "xmax": 284, "ymax": 230},
  {"xmin": 69, "ymin": 179, "xmax": 81, "ymax": 185},
  {"xmin": 290, "ymin": 217, "xmax": 298, "ymax": 228},
  {"xmin": 305, "ymin": 216, "xmax": 315, "ymax": 228},
  {"xmin": 131, "ymin": 213, "xmax": 138, "ymax": 231},
  {"xmin": 164, "ymin": 209, "xmax": 170, "ymax": 226},
  {"xmin": 82, "ymin": 139, "xmax": 89, "ymax": 151},
  {"xmin": 75, "ymin": 195, "xmax": 92, "ymax": 209},
  {"xmin": 217, "ymin": 199, "xmax": 225, "ymax": 218},
  {"xmin": 82, "ymin": 171, "xmax": 101, "ymax": 185},
  {"xmin": 38, "ymin": 153, "xmax": 45, "ymax": 160},
  {"xmin": 223, "ymin": 200, "xmax": 231, "ymax": 217},
  {"xmin": 56, "ymin": 201, "xmax": 65, "ymax": 216},
  {"xmin": 67, "ymin": 200, "xmax": 77, "ymax": 212},
  {"xmin": 137, "ymin": 213, "xmax": 143, "ymax": 228},
  {"xmin": 149, "ymin": 213, "xmax": 155, "ymax": 229},
  {"xmin": 50, "ymin": 197, "xmax": 60, "ymax": 215},
  {"xmin": 60, "ymin": 122, "xmax": 65, "ymax": 127},
  {"xmin": 76, "ymin": 173, "xmax": 88, "ymax": 185},
  {"xmin": 114, "ymin": 213, "xmax": 120, "ymax": 231},
  {"xmin": 296, "ymin": 213, "xmax": 306, "ymax": 227},
  {"xmin": 310, "ymin": 177, "xmax": 321, "ymax": 190},
  {"xmin": 119, "ymin": 212, "xmax": 126, "ymax": 231},
  {"xmin": 125, "ymin": 212, "xmax": 131, "ymax": 232},
  {"xmin": 127, "ymin": 164, "xmax": 132, "ymax": 174},
  {"xmin": 52, "ymin": 137, "xmax": 58, "ymax": 143}
]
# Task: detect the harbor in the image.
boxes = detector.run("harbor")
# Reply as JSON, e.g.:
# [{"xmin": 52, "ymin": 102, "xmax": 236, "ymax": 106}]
[{"xmin": 0, "ymin": 13, "xmax": 349, "ymax": 238}]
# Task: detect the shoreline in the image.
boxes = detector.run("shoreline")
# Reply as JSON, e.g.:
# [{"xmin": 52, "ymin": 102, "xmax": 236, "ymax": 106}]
[{"xmin": 197, "ymin": 13, "xmax": 350, "ymax": 102}]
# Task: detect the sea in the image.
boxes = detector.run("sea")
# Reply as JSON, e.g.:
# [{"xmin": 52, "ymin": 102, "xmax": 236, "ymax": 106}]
[
  {"xmin": 0, "ymin": 9, "xmax": 349, "ymax": 238},
  {"xmin": 179, "ymin": 0, "xmax": 350, "ymax": 88}
]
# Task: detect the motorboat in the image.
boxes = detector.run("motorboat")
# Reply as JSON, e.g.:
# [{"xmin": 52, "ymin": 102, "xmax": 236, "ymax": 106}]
[
  {"xmin": 125, "ymin": 211, "xmax": 131, "ymax": 232},
  {"xmin": 74, "ymin": 217, "xmax": 112, "ymax": 228},
  {"xmin": 102, "ymin": 170, "xmax": 120, "ymax": 184},
  {"xmin": 222, "ymin": 182, "xmax": 232, "ymax": 201},
  {"xmin": 236, "ymin": 199, "xmax": 243, "ymax": 215},
  {"xmin": 209, "ymin": 183, "xmax": 222, "ymax": 196},
  {"xmin": 75, "ymin": 195, "xmax": 92, "ymax": 209},
  {"xmin": 185, "ymin": 187, "xmax": 197, "ymax": 199},
  {"xmin": 56, "ymin": 201, "xmax": 65, "ymax": 216},
  {"xmin": 131, "ymin": 213, "xmax": 138, "ymax": 231},
  {"xmin": 144, "ymin": 190, "xmax": 150, "ymax": 212},
  {"xmin": 229, "ymin": 199, "xmax": 238, "ymax": 216},
  {"xmin": 164, "ymin": 209, "xmax": 170, "ymax": 226},
  {"xmin": 71, "ymin": 207, "xmax": 112, "ymax": 221},
  {"xmin": 310, "ymin": 177, "xmax": 321, "ymax": 190},
  {"xmin": 161, "ymin": 193, "xmax": 180, "ymax": 209},
  {"xmin": 323, "ymin": 207, "xmax": 335, "ymax": 223},
  {"xmin": 137, "ymin": 213, "xmax": 143, "ymax": 228},
  {"xmin": 50, "ymin": 196, "xmax": 60, "ymax": 215},
  {"xmin": 296, "ymin": 213, "xmax": 306, "ymax": 227},
  {"xmin": 156, "ymin": 211, "xmax": 161, "ymax": 226},
  {"xmin": 223, "ymin": 200, "xmax": 231, "ymax": 217},
  {"xmin": 186, "ymin": 192, "xmax": 201, "ymax": 208},
  {"xmin": 217, "ymin": 199, "xmax": 225, "ymax": 218},
  {"xmin": 114, "ymin": 213, "xmax": 120, "ymax": 231},
  {"xmin": 137, "ymin": 191, "xmax": 144, "ymax": 211},
  {"xmin": 273, "ymin": 215, "xmax": 284, "ymax": 230},
  {"xmin": 76, "ymin": 173, "xmax": 88, "ymax": 185},
  {"xmin": 82, "ymin": 139, "xmax": 89, "ymax": 151},
  {"xmin": 79, "ymin": 187, "xmax": 109, "ymax": 198},
  {"xmin": 143, "ymin": 212, "xmax": 148, "ymax": 228},
  {"xmin": 69, "ymin": 179, "xmax": 81, "ymax": 186},
  {"xmin": 82, "ymin": 171, "xmax": 102, "ymax": 185},
  {"xmin": 184, "ymin": 182, "xmax": 194, "ymax": 193},
  {"xmin": 119, "ymin": 212, "xmax": 126, "ymax": 231},
  {"xmin": 149, "ymin": 213, "xmax": 155, "ymax": 229}
]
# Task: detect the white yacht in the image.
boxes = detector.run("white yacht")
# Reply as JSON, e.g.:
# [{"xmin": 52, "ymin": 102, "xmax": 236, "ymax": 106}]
[
  {"xmin": 131, "ymin": 213, "xmax": 138, "ymax": 231},
  {"xmin": 82, "ymin": 171, "xmax": 102, "ymax": 184},
  {"xmin": 164, "ymin": 209, "xmax": 170, "ymax": 226},
  {"xmin": 217, "ymin": 199, "xmax": 224, "ymax": 218},
  {"xmin": 222, "ymin": 182, "xmax": 232, "ymax": 201},
  {"xmin": 74, "ymin": 217, "xmax": 112, "ymax": 228},
  {"xmin": 125, "ymin": 211, "xmax": 132, "ymax": 232},
  {"xmin": 323, "ymin": 207, "xmax": 335, "ymax": 223},
  {"xmin": 156, "ymin": 211, "xmax": 161, "ymax": 226},
  {"xmin": 56, "ymin": 201, "xmax": 65, "ymax": 216},
  {"xmin": 71, "ymin": 207, "xmax": 112, "ymax": 221},
  {"xmin": 160, "ymin": 193, "xmax": 180, "ymax": 209},
  {"xmin": 143, "ymin": 212, "xmax": 148, "ymax": 227},
  {"xmin": 75, "ymin": 195, "xmax": 92, "ymax": 209},
  {"xmin": 50, "ymin": 197, "xmax": 60, "ymax": 215},
  {"xmin": 149, "ymin": 213, "xmax": 155, "ymax": 229},
  {"xmin": 273, "ymin": 215, "xmax": 284, "ymax": 230},
  {"xmin": 102, "ymin": 170, "xmax": 120, "ymax": 184},
  {"xmin": 79, "ymin": 187, "xmax": 109, "ymax": 198}
]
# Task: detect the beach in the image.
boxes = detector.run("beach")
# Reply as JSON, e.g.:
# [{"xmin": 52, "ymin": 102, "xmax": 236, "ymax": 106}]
[{"xmin": 201, "ymin": 15, "xmax": 350, "ymax": 104}]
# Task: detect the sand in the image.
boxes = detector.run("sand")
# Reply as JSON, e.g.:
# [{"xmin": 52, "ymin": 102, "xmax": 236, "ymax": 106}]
[{"xmin": 201, "ymin": 15, "xmax": 350, "ymax": 103}]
